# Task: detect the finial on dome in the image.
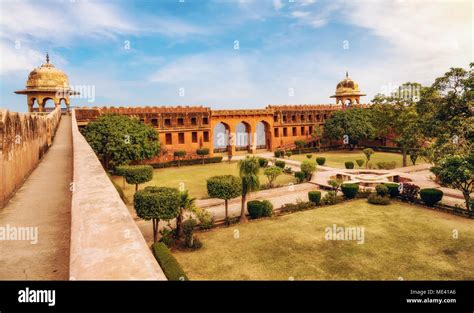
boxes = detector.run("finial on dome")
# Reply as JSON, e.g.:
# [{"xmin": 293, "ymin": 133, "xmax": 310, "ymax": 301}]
[
  {"xmin": 46, "ymin": 53, "xmax": 49, "ymax": 64},
  {"xmin": 346, "ymin": 70, "xmax": 348, "ymax": 78}
]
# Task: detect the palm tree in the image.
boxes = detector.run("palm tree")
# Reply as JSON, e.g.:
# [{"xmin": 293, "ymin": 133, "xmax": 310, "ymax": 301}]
[
  {"xmin": 238, "ymin": 156, "xmax": 260, "ymax": 223},
  {"xmin": 176, "ymin": 190, "xmax": 196, "ymax": 238}
]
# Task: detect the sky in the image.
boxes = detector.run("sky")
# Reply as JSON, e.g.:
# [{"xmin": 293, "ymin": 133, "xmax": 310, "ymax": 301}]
[{"xmin": 0, "ymin": 0, "xmax": 472, "ymax": 112}]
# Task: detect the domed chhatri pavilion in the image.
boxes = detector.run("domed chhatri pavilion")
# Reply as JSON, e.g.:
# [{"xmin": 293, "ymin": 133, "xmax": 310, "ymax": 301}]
[
  {"xmin": 15, "ymin": 54, "xmax": 79, "ymax": 112},
  {"xmin": 331, "ymin": 71, "xmax": 366, "ymax": 106}
]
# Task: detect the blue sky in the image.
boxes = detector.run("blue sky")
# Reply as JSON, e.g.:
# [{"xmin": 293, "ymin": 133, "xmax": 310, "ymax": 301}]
[{"xmin": 0, "ymin": 0, "xmax": 472, "ymax": 112}]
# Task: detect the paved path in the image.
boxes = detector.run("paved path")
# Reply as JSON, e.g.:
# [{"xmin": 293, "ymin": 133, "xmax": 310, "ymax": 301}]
[{"xmin": 0, "ymin": 116, "xmax": 72, "ymax": 280}]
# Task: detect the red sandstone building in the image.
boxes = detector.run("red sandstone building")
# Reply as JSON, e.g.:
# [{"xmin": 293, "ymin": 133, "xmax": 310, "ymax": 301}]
[{"xmin": 16, "ymin": 57, "xmax": 372, "ymax": 162}]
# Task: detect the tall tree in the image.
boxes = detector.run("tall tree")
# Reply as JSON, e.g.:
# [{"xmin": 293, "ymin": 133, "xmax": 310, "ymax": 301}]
[
  {"xmin": 82, "ymin": 114, "xmax": 160, "ymax": 169},
  {"xmin": 371, "ymin": 84, "xmax": 423, "ymax": 166},
  {"xmin": 238, "ymin": 156, "xmax": 260, "ymax": 223},
  {"xmin": 324, "ymin": 108, "xmax": 375, "ymax": 150},
  {"xmin": 311, "ymin": 124, "xmax": 324, "ymax": 150}
]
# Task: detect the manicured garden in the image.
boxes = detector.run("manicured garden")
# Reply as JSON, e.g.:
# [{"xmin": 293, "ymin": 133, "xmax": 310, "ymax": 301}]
[
  {"xmin": 173, "ymin": 199, "xmax": 474, "ymax": 280},
  {"xmin": 289, "ymin": 150, "xmax": 425, "ymax": 169},
  {"xmin": 112, "ymin": 161, "xmax": 296, "ymax": 201}
]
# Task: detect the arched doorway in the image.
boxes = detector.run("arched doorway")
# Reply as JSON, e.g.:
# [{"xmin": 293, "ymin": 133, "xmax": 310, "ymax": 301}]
[
  {"xmin": 213, "ymin": 122, "xmax": 230, "ymax": 154},
  {"xmin": 43, "ymin": 98, "xmax": 56, "ymax": 112},
  {"xmin": 235, "ymin": 121, "xmax": 251, "ymax": 152},
  {"xmin": 256, "ymin": 121, "xmax": 271, "ymax": 151}
]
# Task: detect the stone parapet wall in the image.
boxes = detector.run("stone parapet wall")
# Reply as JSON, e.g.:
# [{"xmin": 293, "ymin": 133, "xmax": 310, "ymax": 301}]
[
  {"xmin": 0, "ymin": 106, "xmax": 61, "ymax": 208},
  {"xmin": 69, "ymin": 109, "xmax": 166, "ymax": 280}
]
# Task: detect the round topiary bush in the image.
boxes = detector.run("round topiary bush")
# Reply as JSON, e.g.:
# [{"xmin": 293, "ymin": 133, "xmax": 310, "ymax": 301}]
[
  {"xmin": 375, "ymin": 184, "xmax": 389, "ymax": 197},
  {"xmin": 247, "ymin": 200, "xmax": 265, "ymax": 219},
  {"xmin": 261, "ymin": 200, "xmax": 273, "ymax": 217},
  {"xmin": 345, "ymin": 161, "xmax": 354, "ymax": 169},
  {"xmin": 274, "ymin": 150, "xmax": 284, "ymax": 158},
  {"xmin": 258, "ymin": 157, "xmax": 269, "ymax": 168},
  {"xmin": 316, "ymin": 157, "xmax": 326, "ymax": 166},
  {"xmin": 275, "ymin": 160, "xmax": 286, "ymax": 169},
  {"xmin": 420, "ymin": 188, "xmax": 443, "ymax": 206},
  {"xmin": 368, "ymin": 194, "xmax": 390, "ymax": 205},
  {"xmin": 341, "ymin": 183, "xmax": 359, "ymax": 199},
  {"xmin": 306, "ymin": 154, "xmax": 312, "ymax": 159},
  {"xmin": 308, "ymin": 191, "xmax": 322, "ymax": 204},
  {"xmin": 121, "ymin": 165, "xmax": 154, "ymax": 191},
  {"xmin": 295, "ymin": 171, "xmax": 306, "ymax": 183},
  {"xmin": 356, "ymin": 159, "xmax": 365, "ymax": 168},
  {"xmin": 383, "ymin": 183, "xmax": 400, "ymax": 198}
]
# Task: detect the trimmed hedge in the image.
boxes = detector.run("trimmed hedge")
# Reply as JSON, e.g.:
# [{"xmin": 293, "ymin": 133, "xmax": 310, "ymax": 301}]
[
  {"xmin": 420, "ymin": 188, "xmax": 443, "ymax": 206},
  {"xmin": 383, "ymin": 183, "xmax": 400, "ymax": 198},
  {"xmin": 341, "ymin": 183, "xmax": 359, "ymax": 199},
  {"xmin": 152, "ymin": 242, "xmax": 188, "ymax": 281},
  {"xmin": 308, "ymin": 191, "xmax": 321, "ymax": 204},
  {"xmin": 344, "ymin": 161, "xmax": 354, "ymax": 169},
  {"xmin": 368, "ymin": 194, "xmax": 390, "ymax": 205},
  {"xmin": 295, "ymin": 171, "xmax": 306, "ymax": 183},
  {"xmin": 247, "ymin": 200, "xmax": 273, "ymax": 219},
  {"xmin": 316, "ymin": 157, "xmax": 326, "ymax": 166},
  {"xmin": 356, "ymin": 159, "xmax": 365, "ymax": 168},
  {"xmin": 151, "ymin": 156, "xmax": 223, "ymax": 168},
  {"xmin": 274, "ymin": 150, "xmax": 284, "ymax": 158},
  {"xmin": 258, "ymin": 157, "xmax": 269, "ymax": 168},
  {"xmin": 375, "ymin": 184, "xmax": 389, "ymax": 197},
  {"xmin": 275, "ymin": 160, "xmax": 286, "ymax": 169}
]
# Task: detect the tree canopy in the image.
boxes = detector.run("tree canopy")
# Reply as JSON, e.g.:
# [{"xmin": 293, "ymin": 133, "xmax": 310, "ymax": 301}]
[{"xmin": 82, "ymin": 114, "xmax": 160, "ymax": 169}]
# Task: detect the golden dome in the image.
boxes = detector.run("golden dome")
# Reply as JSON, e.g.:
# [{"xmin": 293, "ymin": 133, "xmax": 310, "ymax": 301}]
[
  {"xmin": 25, "ymin": 55, "xmax": 69, "ymax": 91},
  {"xmin": 331, "ymin": 71, "xmax": 366, "ymax": 98}
]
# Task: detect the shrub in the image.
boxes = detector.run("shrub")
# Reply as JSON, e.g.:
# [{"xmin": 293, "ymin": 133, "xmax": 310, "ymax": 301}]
[
  {"xmin": 274, "ymin": 150, "xmax": 284, "ymax": 158},
  {"xmin": 261, "ymin": 200, "xmax": 274, "ymax": 217},
  {"xmin": 383, "ymin": 183, "xmax": 400, "ymax": 198},
  {"xmin": 301, "ymin": 160, "xmax": 316, "ymax": 179},
  {"xmin": 363, "ymin": 148, "xmax": 375, "ymax": 168},
  {"xmin": 283, "ymin": 166, "xmax": 293, "ymax": 174},
  {"xmin": 195, "ymin": 208, "xmax": 214, "ymax": 230},
  {"xmin": 420, "ymin": 188, "xmax": 443, "ymax": 206},
  {"xmin": 151, "ymin": 157, "xmax": 223, "ymax": 168},
  {"xmin": 285, "ymin": 151, "xmax": 293, "ymax": 158},
  {"xmin": 400, "ymin": 183, "xmax": 420, "ymax": 202},
  {"xmin": 345, "ymin": 161, "xmax": 355, "ymax": 169},
  {"xmin": 322, "ymin": 191, "xmax": 337, "ymax": 205},
  {"xmin": 152, "ymin": 242, "xmax": 188, "ymax": 280},
  {"xmin": 159, "ymin": 228, "xmax": 175, "ymax": 247},
  {"xmin": 247, "ymin": 200, "xmax": 263, "ymax": 219},
  {"xmin": 295, "ymin": 171, "xmax": 306, "ymax": 183},
  {"xmin": 356, "ymin": 159, "xmax": 365, "ymax": 168},
  {"xmin": 182, "ymin": 219, "xmax": 198, "ymax": 248},
  {"xmin": 356, "ymin": 188, "xmax": 373, "ymax": 199},
  {"xmin": 308, "ymin": 191, "xmax": 321, "ymax": 204},
  {"xmin": 275, "ymin": 160, "xmax": 286, "ymax": 169},
  {"xmin": 120, "ymin": 165, "xmax": 153, "ymax": 191},
  {"xmin": 258, "ymin": 157, "xmax": 269, "ymax": 168},
  {"xmin": 316, "ymin": 157, "xmax": 326, "ymax": 166},
  {"xmin": 376, "ymin": 161, "xmax": 397, "ymax": 170},
  {"xmin": 375, "ymin": 184, "xmax": 389, "ymax": 196},
  {"xmin": 196, "ymin": 148, "xmax": 210, "ymax": 164},
  {"xmin": 264, "ymin": 166, "xmax": 283, "ymax": 188},
  {"xmin": 280, "ymin": 200, "xmax": 314, "ymax": 213},
  {"xmin": 368, "ymin": 194, "xmax": 390, "ymax": 205},
  {"xmin": 341, "ymin": 183, "xmax": 359, "ymax": 199},
  {"xmin": 306, "ymin": 154, "xmax": 313, "ymax": 159}
]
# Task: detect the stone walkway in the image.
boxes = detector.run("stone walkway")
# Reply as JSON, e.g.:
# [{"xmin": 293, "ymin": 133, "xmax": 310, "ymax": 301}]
[{"xmin": 0, "ymin": 116, "xmax": 72, "ymax": 280}]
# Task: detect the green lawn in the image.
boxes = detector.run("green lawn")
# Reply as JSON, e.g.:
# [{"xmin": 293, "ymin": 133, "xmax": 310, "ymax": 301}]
[
  {"xmin": 290, "ymin": 150, "xmax": 426, "ymax": 168},
  {"xmin": 112, "ymin": 161, "xmax": 296, "ymax": 201},
  {"xmin": 173, "ymin": 200, "xmax": 474, "ymax": 280}
]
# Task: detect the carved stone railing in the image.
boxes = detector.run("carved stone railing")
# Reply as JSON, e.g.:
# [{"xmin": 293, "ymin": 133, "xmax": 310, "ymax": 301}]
[
  {"xmin": 69, "ymin": 109, "xmax": 166, "ymax": 280},
  {"xmin": 0, "ymin": 106, "xmax": 61, "ymax": 208}
]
